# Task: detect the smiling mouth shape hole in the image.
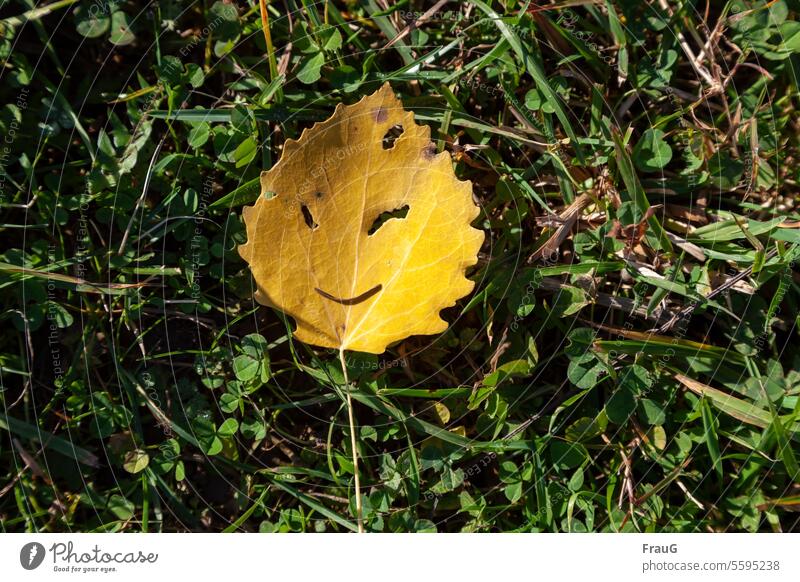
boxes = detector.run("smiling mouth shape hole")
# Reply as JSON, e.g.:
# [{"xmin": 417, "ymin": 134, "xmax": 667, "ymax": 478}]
[
  {"xmin": 314, "ymin": 284, "xmax": 383, "ymax": 305},
  {"xmin": 368, "ymin": 205, "xmax": 409, "ymax": 235}
]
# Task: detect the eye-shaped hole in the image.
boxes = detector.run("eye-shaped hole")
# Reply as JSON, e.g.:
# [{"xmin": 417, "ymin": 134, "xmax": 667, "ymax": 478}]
[
  {"xmin": 368, "ymin": 205, "xmax": 409, "ymax": 235},
  {"xmin": 301, "ymin": 204, "xmax": 318, "ymax": 229},
  {"xmin": 382, "ymin": 124, "xmax": 404, "ymax": 150}
]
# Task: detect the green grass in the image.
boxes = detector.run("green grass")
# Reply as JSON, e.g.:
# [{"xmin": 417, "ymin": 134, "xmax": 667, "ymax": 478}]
[{"xmin": 1, "ymin": 0, "xmax": 800, "ymax": 532}]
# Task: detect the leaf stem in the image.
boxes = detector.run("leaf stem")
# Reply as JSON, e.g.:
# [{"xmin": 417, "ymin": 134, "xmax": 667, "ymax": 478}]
[{"xmin": 339, "ymin": 348, "xmax": 364, "ymax": 533}]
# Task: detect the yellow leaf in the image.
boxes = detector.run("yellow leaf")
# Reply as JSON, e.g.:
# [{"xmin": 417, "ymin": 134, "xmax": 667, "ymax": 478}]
[
  {"xmin": 239, "ymin": 83, "xmax": 484, "ymax": 354},
  {"xmin": 433, "ymin": 402, "xmax": 451, "ymax": 425}
]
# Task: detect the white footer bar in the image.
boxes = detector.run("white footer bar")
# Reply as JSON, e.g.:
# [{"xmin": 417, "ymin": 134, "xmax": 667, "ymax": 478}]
[{"xmin": 1, "ymin": 533, "xmax": 798, "ymax": 580}]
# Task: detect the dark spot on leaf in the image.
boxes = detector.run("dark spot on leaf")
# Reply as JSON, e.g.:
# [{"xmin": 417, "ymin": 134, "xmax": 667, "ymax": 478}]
[
  {"xmin": 301, "ymin": 204, "xmax": 318, "ymax": 229},
  {"xmin": 374, "ymin": 107, "xmax": 388, "ymax": 122},
  {"xmin": 368, "ymin": 205, "xmax": 409, "ymax": 235},
  {"xmin": 315, "ymin": 191, "xmax": 324, "ymax": 199},
  {"xmin": 382, "ymin": 125, "xmax": 403, "ymax": 149}
]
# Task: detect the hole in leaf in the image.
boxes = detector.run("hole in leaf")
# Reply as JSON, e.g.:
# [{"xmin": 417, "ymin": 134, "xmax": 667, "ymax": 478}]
[
  {"xmin": 382, "ymin": 125, "xmax": 404, "ymax": 149},
  {"xmin": 368, "ymin": 205, "xmax": 409, "ymax": 235},
  {"xmin": 301, "ymin": 204, "xmax": 318, "ymax": 229}
]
